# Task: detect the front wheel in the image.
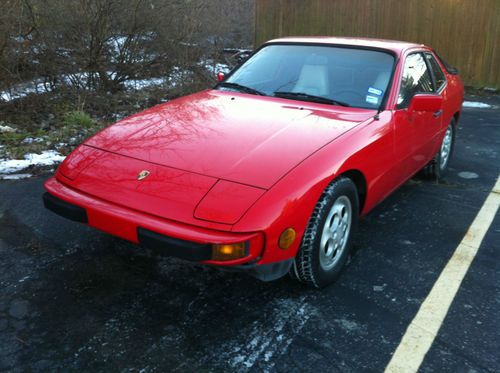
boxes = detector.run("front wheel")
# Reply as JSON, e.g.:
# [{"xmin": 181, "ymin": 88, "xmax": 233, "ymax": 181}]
[
  {"xmin": 424, "ymin": 119, "xmax": 456, "ymax": 179},
  {"xmin": 291, "ymin": 177, "xmax": 359, "ymax": 288}
]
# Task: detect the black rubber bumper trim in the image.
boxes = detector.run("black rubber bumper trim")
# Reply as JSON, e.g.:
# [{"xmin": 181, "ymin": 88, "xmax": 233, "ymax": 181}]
[
  {"xmin": 43, "ymin": 192, "xmax": 88, "ymax": 223},
  {"xmin": 137, "ymin": 227, "xmax": 212, "ymax": 261}
]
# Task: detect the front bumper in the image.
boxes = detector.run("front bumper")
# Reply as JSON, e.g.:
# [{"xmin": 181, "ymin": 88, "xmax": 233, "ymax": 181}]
[
  {"xmin": 137, "ymin": 227, "xmax": 212, "ymax": 261},
  {"xmin": 43, "ymin": 177, "xmax": 295, "ymax": 281},
  {"xmin": 43, "ymin": 192, "xmax": 88, "ymax": 223},
  {"xmin": 44, "ymin": 190, "xmax": 215, "ymax": 261},
  {"xmin": 43, "ymin": 177, "xmax": 263, "ymax": 266}
]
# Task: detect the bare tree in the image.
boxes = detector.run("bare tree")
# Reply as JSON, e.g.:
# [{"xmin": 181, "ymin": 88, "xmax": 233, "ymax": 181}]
[{"xmin": 0, "ymin": 0, "xmax": 255, "ymax": 95}]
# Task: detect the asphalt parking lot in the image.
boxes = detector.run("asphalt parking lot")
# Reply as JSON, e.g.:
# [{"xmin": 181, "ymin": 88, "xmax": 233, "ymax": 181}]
[{"xmin": 1, "ymin": 96, "xmax": 499, "ymax": 372}]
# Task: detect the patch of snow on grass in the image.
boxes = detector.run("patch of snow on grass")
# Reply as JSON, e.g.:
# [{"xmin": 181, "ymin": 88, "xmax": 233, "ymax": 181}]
[
  {"xmin": 1, "ymin": 70, "xmax": 171, "ymax": 102},
  {"xmin": 462, "ymin": 101, "xmax": 492, "ymax": 109},
  {"xmin": 0, "ymin": 78, "xmax": 53, "ymax": 101},
  {"xmin": 22, "ymin": 137, "xmax": 45, "ymax": 144},
  {"xmin": 1, "ymin": 173, "xmax": 33, "ymax": 180},
  {"xmin": 0, "ymin": 125, "xmax": 16, "ymax": 133},
  {"xmin": 0, "ymin": 150, "xmax": 65, "ymax": 174},
  {"xmin": 167, "ymin": 66, "xmax": 194, "ymax": 88},
  {"xmin": 123, "ymin": 77, "xmax": 167, "ymax": 90},
  {"xmin": 201, "ymin": 60, "xmax": 230, "ymax": 75}
]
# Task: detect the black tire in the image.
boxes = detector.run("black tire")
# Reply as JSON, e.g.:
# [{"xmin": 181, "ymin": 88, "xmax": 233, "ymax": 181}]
[
  {"xmin": 291, "ymin": 177, "xmax": 359, "ymax": 288},
  {"xmin": 423, "ymin": 118, "xmax": 456, "ymax": 180}
]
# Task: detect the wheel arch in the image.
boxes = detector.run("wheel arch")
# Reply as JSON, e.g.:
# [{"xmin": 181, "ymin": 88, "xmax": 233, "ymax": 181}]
[{"xmin": 336, "ymin": 169, "xmax": 367, "ymax": 213}]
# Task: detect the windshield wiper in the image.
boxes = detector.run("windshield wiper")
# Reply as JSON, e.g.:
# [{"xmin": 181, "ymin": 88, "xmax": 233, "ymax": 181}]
[
  {"xmin": 273, "ymin": 91, "xmax": 350, "ymax": 107},
  {"xmin": 217, "ymin": 82, "xmax": 266, "ymax": 96}
]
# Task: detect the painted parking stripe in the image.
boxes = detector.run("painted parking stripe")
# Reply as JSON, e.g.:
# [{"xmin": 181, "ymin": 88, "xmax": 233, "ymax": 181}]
[{"xmin": 385, "ymin": 175, "xmax": 500, "ymax": 373}]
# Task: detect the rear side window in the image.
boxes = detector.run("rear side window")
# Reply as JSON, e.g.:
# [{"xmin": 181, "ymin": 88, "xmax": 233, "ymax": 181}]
[
  {"xmin": 397, "ymin": 53, "xmax": 434, "ymax": 109},
  {"xmin": 434, "ymin": 51, "xmax": 459, "ymax": 75},
  {"xmin": 425, "ymin": 53, "xmax": 446, "ymax": 91}
]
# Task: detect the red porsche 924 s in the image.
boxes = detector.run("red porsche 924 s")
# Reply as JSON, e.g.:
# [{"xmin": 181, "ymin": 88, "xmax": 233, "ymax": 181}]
[{"xmin": 43, "ymin": 37, "xmax": 464, "ymax": 288}]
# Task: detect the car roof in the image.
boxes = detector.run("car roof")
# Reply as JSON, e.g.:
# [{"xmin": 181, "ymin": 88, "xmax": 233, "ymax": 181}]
[{"xmin": 265, "ymin": 36, "xmax": 426, "ymax": 55}]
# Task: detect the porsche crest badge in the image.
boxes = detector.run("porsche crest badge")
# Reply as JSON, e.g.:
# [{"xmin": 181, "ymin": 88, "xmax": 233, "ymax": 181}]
[{"xmin": 137, "ymin": 170, "xmax": 151, "ymax": 180}]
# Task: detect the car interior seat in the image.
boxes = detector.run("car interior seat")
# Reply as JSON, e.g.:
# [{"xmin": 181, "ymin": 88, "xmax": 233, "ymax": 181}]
[
  {"xmin": 292, "ymin": 55, "xmax": 330, "ymax": 96},
  {"xmin": 372, "ymin": 70, "xmax": 391, "ymax": 94}
]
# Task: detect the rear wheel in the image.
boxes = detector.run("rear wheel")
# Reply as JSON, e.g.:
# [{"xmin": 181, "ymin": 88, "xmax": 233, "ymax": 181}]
[
  {"xmin": 423, "ymin": 119, "xmax": 456, "ymax": 180},
  {"xmin": 291, "ymin": 177, "xmax": 359, "ymax": 288}
]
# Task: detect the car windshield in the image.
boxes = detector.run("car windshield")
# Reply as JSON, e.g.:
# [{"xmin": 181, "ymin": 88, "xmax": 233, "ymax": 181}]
[{"xmin": 220, "ymin": 44, "xmax": 395, "ymax": 109}]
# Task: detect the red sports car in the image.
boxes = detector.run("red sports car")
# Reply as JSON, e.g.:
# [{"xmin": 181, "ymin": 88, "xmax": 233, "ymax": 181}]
[{"xmin": 43, "ymin": 37, "xmax": 464, "ymax": 287}]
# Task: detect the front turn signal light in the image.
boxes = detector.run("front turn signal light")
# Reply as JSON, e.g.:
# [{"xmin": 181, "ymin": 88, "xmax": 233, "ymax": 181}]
[
  {"xmin": 212, "ymin": 242, "xmax": 247, "ymax": 261},
  {"xmin": 279, "ymin": 228, "xmax": 296, "ymax": 250}
]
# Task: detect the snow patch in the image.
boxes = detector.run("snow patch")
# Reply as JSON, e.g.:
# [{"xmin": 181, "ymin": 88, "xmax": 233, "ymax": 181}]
[
  {"xmin": 458, "ymin": 171, "xmax": 479, "ymax": 179},
  {"xmin": 0, "ymin": 150, "xmax": 65, "ymax": 174},
  {"xmin": 462, "ymin": 101, "xmax": 492, "ymax": 109},
  {"xmin": 18, "ymin": 275, "xmax": 31, "ymax": 282},
  {"xmin": 214, "ymin": 296, "xmax": 313, "ymax": 371},
  {"xmin": 123, "ymin": 77, "xmax": 167, "ymax": 90},
  {"xmin": 373, "ymin": 284, "xmax": 387, "ymax": 292},
  {"xmin": 22, "ymin": 137, "xmax": 45, "ymax": 144},
  {"xmin": 1, "ymin": 59, "xmax": 226, "ymax": 102},
  {"xmin": 1, "ymin": 173, "xmax": 33, "ymax": 180},
  {"xmin": 334, "ymin": 318, "xmax": 365, "ymax": 332},
  {"xmin": 0, "ymin": 125, "xmax": 16, "ymax": 133},
  {"xmin": 1, "ymin": 70, "xmax": 172, "ymax": 101},
  {"xmin": 399, "ymin": 239, "xmax": 415, "ymax": 245},
  {"xmin": 0, "ymin": 78, "xmax": 54, "ymax": 101},
  {"xmin": 201, "ymin": 60, "xmax": 230, "ymax": 74}
]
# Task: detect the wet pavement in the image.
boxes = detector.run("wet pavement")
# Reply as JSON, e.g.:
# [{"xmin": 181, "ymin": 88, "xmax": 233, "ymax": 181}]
[{"xmin": 0, "ymin": 97, "xmax": 499, "ymax": 372}]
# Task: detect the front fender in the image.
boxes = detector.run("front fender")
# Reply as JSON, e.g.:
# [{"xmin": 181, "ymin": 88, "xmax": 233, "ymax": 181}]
[{"xmin": 233, "ymin": 113, "xmax": 393, "ymax": 264}]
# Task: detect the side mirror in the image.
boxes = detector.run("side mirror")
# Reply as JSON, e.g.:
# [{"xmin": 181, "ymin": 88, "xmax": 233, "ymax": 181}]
[
  {"xmin": 408, "ymin": 94, "xmax": 443, "ymax": 114},
  {"xmin": 217, "ymin": 72, "xmax": 226, "ymax": 82}
]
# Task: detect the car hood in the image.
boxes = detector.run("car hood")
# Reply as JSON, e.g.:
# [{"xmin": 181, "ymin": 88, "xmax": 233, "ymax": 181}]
[{"xmin": 86, "ymin": 90, "xmax": 374, "ymax": 189}]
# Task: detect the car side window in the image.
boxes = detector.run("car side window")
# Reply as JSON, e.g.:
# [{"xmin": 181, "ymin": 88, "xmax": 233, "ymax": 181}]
[
  {"xmin": 397, "ymin": 53, "xmax": 434, "ymax": 109},
  {"xmin": 425, "ymin": 52, "xmax": 447, "ymax": 91}
]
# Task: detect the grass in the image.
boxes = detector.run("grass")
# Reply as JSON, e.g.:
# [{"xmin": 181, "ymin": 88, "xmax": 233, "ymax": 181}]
[
  {"xmin": 63, "ymin": 110, "xmax": 95, "ymax": 128},
  {"xmin": 0, "ymin": 74, "xmax": 210, "ymax": 165},
  {"xmin": 0, "ymin": 110, "xmax": 104, "ymax": 159}
]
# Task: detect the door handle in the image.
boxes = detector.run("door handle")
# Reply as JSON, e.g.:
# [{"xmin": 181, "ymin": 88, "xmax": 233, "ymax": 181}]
[{"xmin": 433, "ymin": 110, "xmax": 443, "ymax": 118}]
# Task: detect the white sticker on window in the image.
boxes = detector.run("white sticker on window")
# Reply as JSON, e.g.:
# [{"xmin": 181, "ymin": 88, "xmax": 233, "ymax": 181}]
[
  {"xmin": 366, "ymin": 95, "xmax": 379, "ymax": 105},
  {"xmin": 368, "ymin": 87, "xmax": 383, "ymax": 96}
]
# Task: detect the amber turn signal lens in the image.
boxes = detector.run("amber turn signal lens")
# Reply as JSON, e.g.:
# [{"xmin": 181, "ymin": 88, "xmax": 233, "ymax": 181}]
[
  {"xmin": 279, "ymin": 228, "xmax": 296, "ymax": 250},
  {"xmin": 212, "ymin": 242, "xmax": 247, "ymax": 261}
]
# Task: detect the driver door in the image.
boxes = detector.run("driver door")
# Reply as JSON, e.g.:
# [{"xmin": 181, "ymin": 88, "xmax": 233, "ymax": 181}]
[{"xmin": 394, "ymin": 52, "xmax": 441, "ymax": 178}]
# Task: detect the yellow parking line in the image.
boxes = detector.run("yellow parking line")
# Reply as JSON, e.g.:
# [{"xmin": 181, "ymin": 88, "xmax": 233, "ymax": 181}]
[{"xmin": 385, "ymin": 175, "xmax": 500, "ymax": 373}]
